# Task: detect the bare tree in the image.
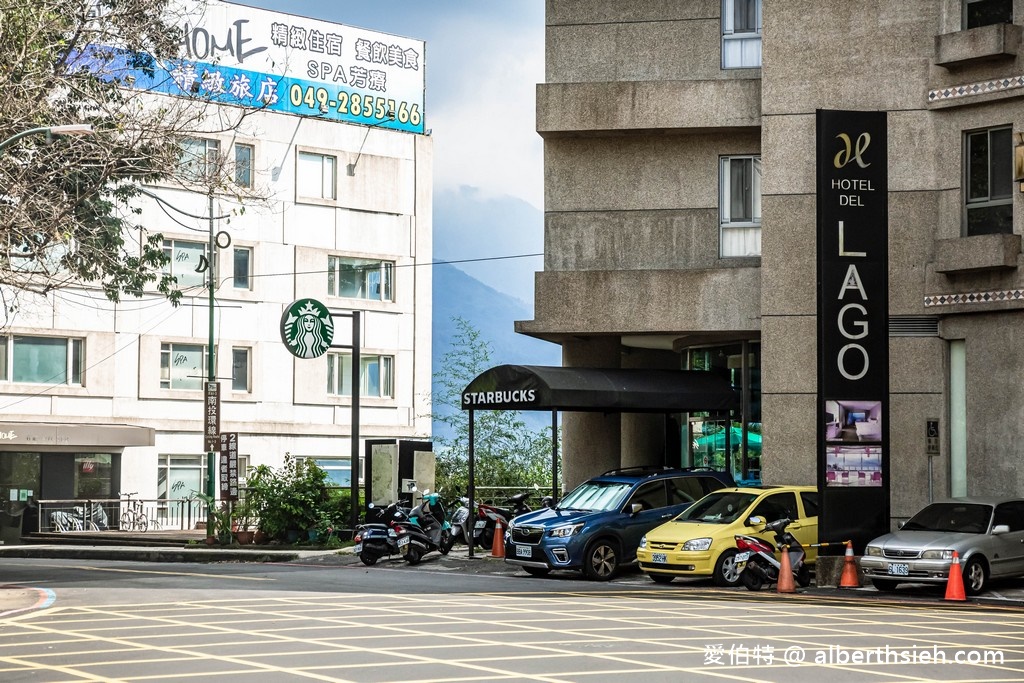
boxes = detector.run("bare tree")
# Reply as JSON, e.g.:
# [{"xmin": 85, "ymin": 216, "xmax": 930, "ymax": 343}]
[{"xmin": 0, "ymin": 0, "xmax": 264, "ymax": 314}]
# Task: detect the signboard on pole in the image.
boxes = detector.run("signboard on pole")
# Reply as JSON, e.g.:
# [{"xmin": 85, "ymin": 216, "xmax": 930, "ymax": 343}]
[
  {"xmin": 816, "ymin": 109, "xmax": 890, "ymax": 553},
  {"xmin": 204, "ymin": 381, "xmax": 220, "ymax": 451},
  {"xmin": 219, "ymin": 431, "xmax": 239, "ymax": 500},
  {"xmin": 280, "ymin": 298, "xmax": 335, "ymax": 359}
]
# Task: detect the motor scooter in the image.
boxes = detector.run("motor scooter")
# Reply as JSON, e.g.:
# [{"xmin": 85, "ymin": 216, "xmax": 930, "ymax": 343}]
[
  {"xmin": 475, "ymin": 491, "xmax": 534, "ymax": 549},
  {"xmin": 734, "ymin": 516, "xmax": 811, "ymax": 590},
  {"xmin": 448, "ymin": 496, "xmax": 473, "ymax": 549},
  {"xmin": 353, "ymin": 502, "xmax": 408, "ymax": 566},
  {"xmin": 395, "ymin": 489, "xmax": 452, "ymax": 565}
]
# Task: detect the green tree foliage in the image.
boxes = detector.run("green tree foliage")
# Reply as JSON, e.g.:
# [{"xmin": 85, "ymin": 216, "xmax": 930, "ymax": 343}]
[
  {"xmin": 432, "ymin": 316, "xmax": 559, "ymax": 499},
  {"xmin": 0, "ymin": 0, "xmax": 259, "ymax": 314}
]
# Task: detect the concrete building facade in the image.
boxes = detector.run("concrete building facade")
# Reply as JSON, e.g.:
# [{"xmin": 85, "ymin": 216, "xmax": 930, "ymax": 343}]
[
  {"xmin": 520, "ymin": 0, "xmax": 1024, "ymax": 524},
  {"xmin": 0, "ymin": 1, "xmax": 431, "ymax": 540}
]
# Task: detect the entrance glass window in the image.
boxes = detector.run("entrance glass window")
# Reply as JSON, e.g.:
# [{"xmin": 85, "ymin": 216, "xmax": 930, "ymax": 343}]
[
  {"xmin": 683, "ymin": 342, "xmax": 761, "ymax": 484},
  {"xmin": 75, "ymin": 454, "xmax": 111, "ymax": 499}
]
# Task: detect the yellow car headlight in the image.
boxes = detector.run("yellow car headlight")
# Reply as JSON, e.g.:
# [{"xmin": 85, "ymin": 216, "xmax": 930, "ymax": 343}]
[
  {"xmin": 682, "ymin": 537, "xmax": 712, "ymax": 551},
  {"xmin": 639, "ymin": 536, "xmax": 647, "ymax": 549}
]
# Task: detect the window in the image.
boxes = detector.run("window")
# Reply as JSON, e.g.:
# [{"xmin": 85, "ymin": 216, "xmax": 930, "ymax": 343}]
[
  {"xmin": 327, "ymin": 353, "xmax": 394, "ymax": 398},
  {"xmin": 800, "ymin": 491, "xmax": 819, "ymax": 517},
  {"xmin": 297, "ymin": 151, "xmax": 336, "ymax": 200},
  {"xmin": 964, "ymin": 126, "xmax": 1012, "ymax": 236},
  {"xmin": 965, "ymin": 0, "xmax": 1012, "ymax": 29},
  {"xmin": 231, "ymin": 347, "xmax": 251, "ymax": 392},
  {"xmin": 722, "ymin": 0, "xmax": 762, "ymax": 68},
  {"xmin": 720, "ymin": 155, "xmax": 762, "ymax": 256},
  {"xmin": 627, "ymin": 481, "xmax": 669, "ymax": 511},
  {"xmin": 160, "ymin": 343, "xmax": 209, "ymax": 390},
  {"xmin": 327, "ymin": 256, "xmax": 394, "ymax": 301},
  {"xmin": 179, "ymin": 137, "xmax": 221, "ymax": 182},
  {"xmin": 232, "ymin": 247, "xmax": 252, "ymax": 290},
  {"xmin": 0, "ymin": 335, "xmax": 84, "ymax": 385},
  {"xmin": 234, "ymin": 143, "xmax": 253, "ymax": 188},
  {"xmin": 295, "ymin": 456, "xmax": 361, "ymax": 487},
  {"xmin": 751, "ymin": 492, "xmax": 799, "ymax": 522},
  {"xmin": 163, "ymin": 239, "xmax": 207, "ymax": 289}
]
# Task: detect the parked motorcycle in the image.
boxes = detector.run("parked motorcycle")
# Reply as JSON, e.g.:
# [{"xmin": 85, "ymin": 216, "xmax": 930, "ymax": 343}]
[
  {"xmin": 395, "ymin": 489, "xmax": 453, "ymax": 564},
  {"xmin": 475, "ymin": 491, "xmax": 535, "ymax": 549},
  {"xmin": 448, "ymin": 496, "xmax": 474, "ymax": 548},
  {"xmin": 734, "ymin": 517, "xmax": 811, "ymax": 590},
  {"xmin": 353, "ymin": 502, "xmax": 408, "ymax": 566}
]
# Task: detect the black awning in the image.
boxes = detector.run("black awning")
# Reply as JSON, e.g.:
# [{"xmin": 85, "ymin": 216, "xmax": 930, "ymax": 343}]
[{"xmin": 461, "ymin": 365, "xmax": 739, "ymax": 413}]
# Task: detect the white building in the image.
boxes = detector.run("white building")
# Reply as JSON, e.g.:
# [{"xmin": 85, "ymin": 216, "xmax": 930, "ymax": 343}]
[{"xmin": 0, "ymin": 1, "xmax": 432, "ymax": 540}]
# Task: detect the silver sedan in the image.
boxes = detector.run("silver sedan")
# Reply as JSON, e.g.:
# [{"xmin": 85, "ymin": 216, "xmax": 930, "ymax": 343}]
[{"xmin": 861, "ymin": 496, "xmax": 1024, "ymax": 595}]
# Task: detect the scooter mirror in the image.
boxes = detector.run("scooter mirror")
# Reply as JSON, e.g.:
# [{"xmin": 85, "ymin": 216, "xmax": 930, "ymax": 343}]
[
  {"xmin": 746, "ymin": 516, "xmax": 764, "ymax": 526},
  {"xmin": 368, "ymin": 503, "xmax": 376, "ymax": 509}
]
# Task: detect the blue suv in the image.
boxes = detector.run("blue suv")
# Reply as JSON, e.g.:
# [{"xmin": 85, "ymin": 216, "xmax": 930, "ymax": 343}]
[{"xmin": 504, "ymin": 467, "xmax": 735, "ymax": 580}]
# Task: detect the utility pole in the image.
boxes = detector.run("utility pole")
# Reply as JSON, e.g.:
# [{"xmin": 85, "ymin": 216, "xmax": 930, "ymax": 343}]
[{"xmin": 206, "ymin": 188, "xmax": 217, "ymax": 540}]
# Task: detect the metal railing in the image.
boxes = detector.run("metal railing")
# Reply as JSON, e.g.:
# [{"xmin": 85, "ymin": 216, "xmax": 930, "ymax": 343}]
[{"xmin": 35, "ymin": 498, "xmax": 208, "ymax": 533}]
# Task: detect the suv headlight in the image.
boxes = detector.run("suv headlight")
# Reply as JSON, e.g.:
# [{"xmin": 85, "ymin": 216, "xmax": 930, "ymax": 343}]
[
  {"xmin": 922, "ymin": 549, "xmax": 954, "ymax": 560},
  {"xmin": 639, "ymin": 536, "xmax": 647, "ymax": 549},
  {"xmin": 549, "ymin": 523, "xmax": 584, "ymax": 538},
  {"xmin": 865, "ymin": 545, "xmax": 881, "ymax": 557},
  {"xmin": 682, "ymin": 538, "xmax": 712, "ymax": 551}
]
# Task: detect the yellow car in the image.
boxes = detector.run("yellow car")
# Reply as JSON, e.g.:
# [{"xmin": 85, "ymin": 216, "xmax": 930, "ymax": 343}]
[{"xmin": 636, "ymin": 486, "xmax": 819, "ymax": 586}]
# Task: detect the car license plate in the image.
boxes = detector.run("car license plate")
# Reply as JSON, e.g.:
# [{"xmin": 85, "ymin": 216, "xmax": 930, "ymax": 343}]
[
  {"xmin": 887, "ymin": 562, "xmax": 910, "ymax": 576},
  {"xmin": 474, "ymin": 520, "xmax": 487, "ymax": 529},
  {"xmin": 354, "ymin": 543, "xmax": 362, "ymax": 553},
  {"xmin": 735, "ymin": 551, "xmax": 751, "ymax": 562},
  {"xmin": 515, "ymin": 544, "xmax": 532, "ymax": 558},
  {"xmin": 652, "ymin": 553, "xmax": 667, "ymax": 564},
  {"xmin": 397, "ymin": 536, "xmax": 410, "ymax": 547}
]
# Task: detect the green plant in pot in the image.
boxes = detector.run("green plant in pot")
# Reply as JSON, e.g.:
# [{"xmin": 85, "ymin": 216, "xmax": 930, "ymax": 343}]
[{"xmin": 196, "ymin": 493, "xmax": 234, "ymax": 544}]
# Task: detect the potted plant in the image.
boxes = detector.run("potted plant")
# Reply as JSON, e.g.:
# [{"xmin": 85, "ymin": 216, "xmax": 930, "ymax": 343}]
[{"xmin": 232, "ymin": 500, "xmax": 256, "ymax": 545}]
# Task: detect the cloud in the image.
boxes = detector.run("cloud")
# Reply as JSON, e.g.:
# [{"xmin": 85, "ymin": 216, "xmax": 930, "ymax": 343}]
[{"xmin": 423, "ymin": 14, "xmax": 544, "ymax": 210}]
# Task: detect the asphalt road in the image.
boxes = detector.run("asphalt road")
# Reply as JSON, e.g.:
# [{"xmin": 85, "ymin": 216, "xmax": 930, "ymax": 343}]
[{"xmin": 2, "ymin": 551, "xmax": 1024, "ymax": 682}]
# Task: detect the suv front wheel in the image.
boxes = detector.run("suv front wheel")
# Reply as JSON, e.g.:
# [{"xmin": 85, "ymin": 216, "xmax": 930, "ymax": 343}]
[{"xmin": 583, "ymin": 538, "xmax": 620, "ymax": 581}]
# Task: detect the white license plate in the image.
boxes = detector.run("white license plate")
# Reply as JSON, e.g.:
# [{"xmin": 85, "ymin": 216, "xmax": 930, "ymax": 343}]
[
  {"xmin": 354, "ymin": 543, "xmax": 362, "ymax": 553},
  {"xmin": 397, "ymin": 536, "xmax": 410, "ymax": 547},
  {"xmin": 474, "ymin": 520, "xmax": 487, "ymax": 529},
  {"xmin": 652, "ymin": 552, "xmax": 667, "ymax": 564},
  {"xmin": 887, "ymin": 562, "xmax": 910, "ymax": 576},
  {"xmin": 735, "ymin": 551, "xmax": 751, "ymax": 562},
  {"xmin": 515, "ymin": 544, "xmax": 532, "ymax": 558}
]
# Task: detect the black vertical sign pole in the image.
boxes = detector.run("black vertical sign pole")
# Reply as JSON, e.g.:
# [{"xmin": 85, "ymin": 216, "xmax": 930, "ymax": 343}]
[
  {"xmin": 816, "ymin": 110, "xmax": 890, "ymax": 553},
  {"xmin": 350, "ymin": 311, "xmax": 361, "ymax": 531},
  {"xmin": 467, "ymin": 409, "xmax": 475, "ymax": 559},
  {"xmin": 551, "ymin": 410, "xmax": 559, "ymax": 501}
]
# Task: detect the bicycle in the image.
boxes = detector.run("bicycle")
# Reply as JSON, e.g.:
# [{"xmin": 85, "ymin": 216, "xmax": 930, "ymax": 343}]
[{"xmin": 120, "ymin": 492, "xmax": 149, "ymax": 532}]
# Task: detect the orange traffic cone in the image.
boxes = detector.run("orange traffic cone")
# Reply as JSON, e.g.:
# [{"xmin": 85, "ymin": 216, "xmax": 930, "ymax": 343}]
[
  {"xmin": 944, "ymin": 551, "xmax": 966, "ymax": 601},
  {"xmin": 839, "ymin": 541, "xmax": 861, "ymax": 588},
  {"xmin": 491, "ymin": 520, "xmax": 505, "ymax": 558},
  {"xmin": 776, "ymin": 546, "xmax": 796, "ymax": 593}
]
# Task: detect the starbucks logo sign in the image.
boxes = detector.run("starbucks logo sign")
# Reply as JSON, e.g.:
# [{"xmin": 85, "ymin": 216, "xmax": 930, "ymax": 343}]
[{"xmin": 280, "ymin": 298, "xmax": 334, "ymax": 359}]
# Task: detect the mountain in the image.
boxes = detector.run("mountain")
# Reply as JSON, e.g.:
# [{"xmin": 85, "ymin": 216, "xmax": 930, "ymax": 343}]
[{"xmin": 431, "ymin": 262, "xmax": 560, "ymax": 438}]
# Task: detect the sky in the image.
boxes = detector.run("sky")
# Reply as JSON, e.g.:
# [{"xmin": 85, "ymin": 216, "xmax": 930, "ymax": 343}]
[{"xmin": 240, "ymin": 0, "xmax": 546, "ymax": 305}]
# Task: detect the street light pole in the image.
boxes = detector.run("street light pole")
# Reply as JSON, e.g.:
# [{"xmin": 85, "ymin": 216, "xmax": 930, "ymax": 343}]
[
  {"xmin": 0, "ymin": 124, "xmax": 94, "ymax": 152},
  {"xmin": 206, "ymin": 188, "xmax": 217, "ymax": 539}
]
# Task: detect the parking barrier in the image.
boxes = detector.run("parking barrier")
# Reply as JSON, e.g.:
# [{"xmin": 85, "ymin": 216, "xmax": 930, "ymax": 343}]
[
  {"xmin": 838, "ymin": 541, "xmax": 861, "ymax": 588},
  {"xmin": 777, "ymin": 546, "xmax": 796, "ymax": 593},
  {"xmin": 944, "ymin": 551, "xmax": 966, "ymax": 601},
  {"xmin": 491, "ymin": 519, "xmax": 505, "ymax": 558}
]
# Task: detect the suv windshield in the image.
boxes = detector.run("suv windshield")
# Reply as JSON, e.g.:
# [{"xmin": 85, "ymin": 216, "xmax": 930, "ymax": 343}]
[
  {"xmin": 677, "ymin": 491, "xmax": 758, "ymax": 524},
  {"xmin": 902, "ymin": 503, "xmax": 992, "ymax": 534},
  {"xmin": 558, "ymin": 481, "xmax": 633, "ymax": 512}
]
